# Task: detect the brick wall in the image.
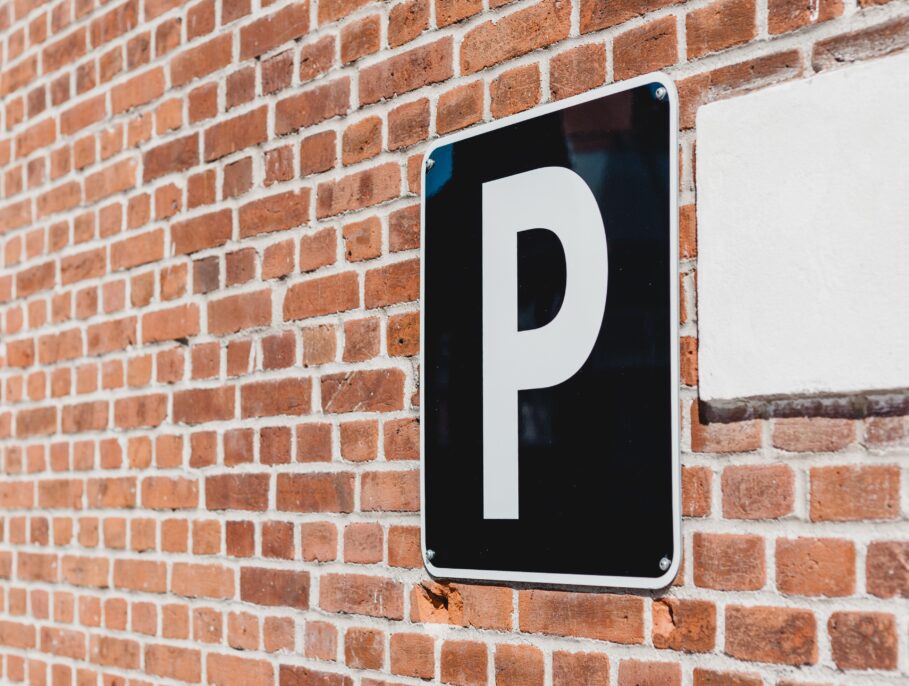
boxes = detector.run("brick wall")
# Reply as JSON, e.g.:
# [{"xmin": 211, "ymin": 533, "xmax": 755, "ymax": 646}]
[{"xmin": 1, "ymin": 0, "xmax": 908, "ymax": 681}]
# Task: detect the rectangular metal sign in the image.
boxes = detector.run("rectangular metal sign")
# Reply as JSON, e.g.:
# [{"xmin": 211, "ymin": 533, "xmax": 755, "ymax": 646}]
[{"xmin": 421, "ymin": 73, "xmax": 680, "ymax": 588}]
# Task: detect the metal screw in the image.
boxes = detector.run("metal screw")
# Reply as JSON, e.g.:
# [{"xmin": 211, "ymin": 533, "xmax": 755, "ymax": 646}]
[
  {"xmin": 426, "ymin": 549, "xmax": 436, "ymax": 561},
  {"xmin": 426, "ymin": 158, "xmax": 436, "ymax": 170},
  {"xmin": 654, "ymin": 86, "xmax": 668, "ymax": 101},
  {"xmin": 659, "ymin": 556, "xmax": 671, "ymax": 571}
]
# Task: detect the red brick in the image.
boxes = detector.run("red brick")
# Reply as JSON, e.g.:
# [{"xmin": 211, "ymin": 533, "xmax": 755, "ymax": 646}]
[
  {"xmin": 344, "ymin": 523, "xmax": 383, "ymax": 563},
  {"xmin": 142, "ymin": 303, "xmax": 200, "ymax": 343},
  {"xmin": 581, "ymin": 0, "xmax": 681, "ymax": 32},
  {"xmin": 550, "ymin": 44, "xmax": 606, "ymax": 101},
  {"xmin": 141, "ymin": 477, "xmax": 198, "ymax": 509},
  {"xmin": 810, "ymin": 465, "xmax": 899, "ymax": 521},
  {"xmin": 205, "ymin": 106, "xmax": 268, "ymax": 161},
  {"xmin": 208, "ymin": 654, "xmax": 273, "ymax": 686},
  {"xmin": 171, "ymin": 34, "xmax": 232, "ymax": 86},
  {"xmin": 321, "ymin": 574, "xmax": 404, "ymax": 619},
  {"xmin": 90, "ymin": 0, "xmax": 138, "ymax": 47},
  {"xmin": 300, "ymin": 36, "xmax": 336, "ymax": 81},
  {"xmin": 301, "ymin": 130, "xmax": 337, "ymax": 176},
  {"xmin": 389, "ymin": 0, "xmax": 428, "ymax": 47},
  {"xmin": 552, "ymin": 652, "xmax": 609, "ymax": 686},
  {"xmin": 39, "ymin": 480, "xmax": 84, "ymax": 510},
  {"xmin": 491, "ymin": 64, "xmax": 541, "ymax": 118},
  {"xmin": 173, "ymin": 386, "xmax": 235, "ymax": 424},
  {"xmin": 240, "ymin": 3, "xmax": 309, "ymax": 59},
  {"xmin": 263, "ymin": 50, "xmax": 294, "ymax": 94},
  {"xmin": 828, "ymin": 612, "xmax": 897, "ymax": 670},
  {"xmin": 18, "ymin": 552, "xmax": 59, "ymax": 582},
  {"xmin": 60, "ymin": 400, "xmax": 107, "ymax": 434},
  {"xmin": 284, "ymin": 272, "xmax": 359, "ymax": 320},
  {"xmin": 722, "ymin": 464, "xmax": 794, "ymax": 519},
  {"xmin": 519, "ymin": 590, "xmax": 643, "ymax": 643},
  {"xmin": 113, "ymin": 394, "xmax": 166, "ymax": 429},
  {"xmin": 171, "ymin": 562, "xmax": 234, "ymax": 599},
  {"xmin": 172, "ymin": 209, "xmax": 232, "ymax": 255},
  {"xmin": 145, "ymin": 644, "xmax": 202, "ymax": 682},
  {"xmin": 241, "ymin": 378, "xmax": 312, "ymax": 418},
  {"xmin": 365, "ymin": 259, "xmax": 419, "ymax": 308},
  {"xmin": 281, "ymin": 666, "xmax": 352, "ymax": 686},
  {"xmin": 240, "ymin": 567, "xmax": 310, "ymax": 609},
  {"xmin": 90, "ymin": 635, "xmax": 139, "ymax": 669},
  {"xmin": 495, "ymin": 644, "xmax": 543, "ymax": 686},
  {"xmin": 387, "ymin": 100, "xmax": 430, "ymax": 151},
  {"xmin": 769, "ymin": 0, "xmax": 841, "ymax": 34},
  {"xmin": 812, "ymin": 17, "xmax": 909, "ymax": 71},
  {"xmin": 206, "ymin": 473, "xmax": 269, "ymax": 511},
  {"xmin": 725, "ymin": 605, "xmax": 817, "ymax": 665},
  {"xmin": 87, "ymin": 477, "xmax": 136, "ymax": 508},
  {"xmin": 390, "ymin": 633, "xmax": 435, "ymax": 679},
  {"xmin": 614, "ymin": 17, "xmax": 678, "ymax": 81},
  {"xmin": 694, "ymin": 533, "xmax": 765, "ymax": 591},
  {"xmin": 17, "ymin": 406, "xmax": 57, "ymax": 437},
  {"xmin": 111, "ymin": 229, "xmax": 165, "ymax": 270},
  {"xmin": 239, "ymin": 189, "xmax": 310, "ymax": 238},
  {"xmin": 276, "ymin": 79, "xmax": 350, "ymax": 134},
  {"xmin": 682, "ymin": 465, "xmax": 711, "ymax": 517},
  {"xmin": 18, "ymin": 260, "xmax": 56, "ymax": 296},
  {"xmin": 460, "ymin": 0, "xmax": 570, "ymax": 75},
  {"xmin": 87, "ymin": 317, "xmax": 137, "ymax": 355},
  {"xmin": 277, "ymin": 473, "xmax": 355, "ymax": 512},
  {"xmin": 867, "ymin": 541, "xmax": 909, "ymax": 598},
  {"xmin": 686, "ymin": 0, "xmax": 756, "ymax": 58},
  {"xmin": 317, "ymin": 163, "xmax": 400, "ymax": 218},
  {"xmin": 345, "ymin": 627, "xmax": 383, "ymax": 669},
  {"xmin": 692, "ymin": 670, "xmax": 761, "ymax": 686},
  {"xmin": 360, "ymin": 38, "xmax": 453, "ymax": 105},
  {"xmin": 61, "ymin": 95, "xmax": 106, "ymax": 135},
  {"xmin": 113, "ymin": 559, "xmax": 166, "ymax": 593},
  {"xmin": 690, "ymin": 401, "xmax": 761, "ymax": 453},
  {"xmin": 388, "ymin": 526, "xmax": 421, "ymax": 568},
  {"xmin": 776, "ymin": 537, "xmax": 855, "ymax": 597},
  {"xmin": 319, "ymin": 0, "xmax": 371, "ymax": 23},
  {"xmin": 388, "ymin": 311, "xmax": 420, "ymax": 357},
  {"xmin": 207, "ymin": 290, "xmax": 271, "ymax": 335},
  {"xmin": 865, "ymin": 416, "xmax": 909, "ymax": 448},
  {"xmin": 143, "ymin": 134, "xmax": 198, "ymax": 182},
  {"xmin": 440, "ymin": 640, "xmax": 486, "ymax": 686},
  {"xmin": 772, "ymin": 417, "xmax": 855, "ymax": 452},
  {"xmin": 652, "ymin": 598, "xmax": 716, "ymax": 652},
  {"xmin": 340, "ymin": 419, "xmax": 379, "ymax": 460},
  {"xmin": 617, "ymin": 660, "xmax": 681, "ymax": 686},
  {"xmin": 111, "ymin": 67, "xmax": 165, "ymax": 113},
  {"xmin": 342, "ymin": 14, "xmax": 380, "ymax": 63},
  {"xmin": 302, "ymin": 521, "xmax": 338, "ymax": 561}
]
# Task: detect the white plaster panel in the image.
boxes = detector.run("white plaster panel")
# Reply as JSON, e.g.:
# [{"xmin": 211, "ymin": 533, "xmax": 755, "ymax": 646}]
[{"xmin": 696, "ymin": 51, "xmax": 909, "ymax": 402}]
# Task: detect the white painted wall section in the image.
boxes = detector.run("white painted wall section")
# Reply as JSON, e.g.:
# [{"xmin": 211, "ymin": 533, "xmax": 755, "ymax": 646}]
[{"xmin": 696, "ymin": 51, "xmax": 909, "ymax": 403}]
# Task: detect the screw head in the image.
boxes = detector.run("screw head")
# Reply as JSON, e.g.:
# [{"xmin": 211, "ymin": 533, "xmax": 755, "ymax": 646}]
[
  {"xmin": 426, "ymin": 549, "xmax": 436, "ymax": 561},
  {"xmin": 659, "ymin": 556, "xmax": 671, "ymax": 571},
  {"xmin": 654, "ymin": 86, "xmax": 668, "ymax": 101},
  {"xmin": 426, "ymin": 158, "xmax": 436, "ymax": 170}
]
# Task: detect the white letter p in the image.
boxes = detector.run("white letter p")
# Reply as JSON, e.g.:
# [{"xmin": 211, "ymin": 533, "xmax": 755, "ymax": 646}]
[{"xmin": 482, "ymin": 167, "xmax": 608, "ymax": 519}]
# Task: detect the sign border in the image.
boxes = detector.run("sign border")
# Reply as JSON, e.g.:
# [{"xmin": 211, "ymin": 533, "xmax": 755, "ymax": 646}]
[{"xmin": 419, "ymin": 71, "xmax": 681, "ymax": 589}]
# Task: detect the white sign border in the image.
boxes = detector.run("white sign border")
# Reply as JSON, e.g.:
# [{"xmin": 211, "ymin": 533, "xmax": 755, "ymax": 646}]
[{"xmin": 419, "ymin": 72, "xmax": 681, "ymax": 590}]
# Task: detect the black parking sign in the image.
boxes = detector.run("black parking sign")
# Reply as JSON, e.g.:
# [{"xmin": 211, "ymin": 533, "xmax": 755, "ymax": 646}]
[{"xmin": 421, "ymin": 74, "xmax": 680, "ymax": 588}]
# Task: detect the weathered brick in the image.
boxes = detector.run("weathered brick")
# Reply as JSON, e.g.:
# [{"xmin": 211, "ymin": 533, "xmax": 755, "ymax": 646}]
[
  {"xmin": 725, "ymin": 605, "xmax": 817, "ymax": 665},
  {"xmin": 776, "ymin": 538, "xmax": 855, "ymax": 597},
  {"xmin": 810, "ymin": 465, "xmax": 899, "ymax": 521},
  {"xmin": 519, "ymin": 590, "xmax": 644, "ymax": 643},
  {"xmin": 828, "ymin": 612, "xmax": 897, "ymax": 670},
  {"xmin": 460, "ymin": 0, "xmax": 570, "ymax": 75},
  {"xmin": 276, "ymin": 79, "xmax": 350, "ymax": 134},
  {"xmin": 360, "ymin": 38, "xmax": 453, "ymax": 105}
]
